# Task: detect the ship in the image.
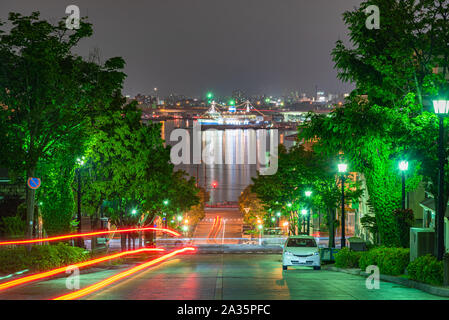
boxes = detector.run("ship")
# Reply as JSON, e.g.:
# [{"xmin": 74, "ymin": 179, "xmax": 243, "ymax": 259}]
[{"xmin": 197, "ymin": 100, "xmax": 271, "ymax": 128}]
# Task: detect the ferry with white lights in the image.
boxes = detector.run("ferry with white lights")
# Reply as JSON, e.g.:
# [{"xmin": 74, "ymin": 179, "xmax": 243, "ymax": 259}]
[{"xmin": 197, "ymin": 100, "xmax": 271, "ymax": 128}]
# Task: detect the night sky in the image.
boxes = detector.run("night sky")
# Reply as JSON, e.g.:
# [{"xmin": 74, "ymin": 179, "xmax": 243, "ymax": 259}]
[{"xmin": 0, "ymin": 0, "xmax": 362, "ymax": 97}]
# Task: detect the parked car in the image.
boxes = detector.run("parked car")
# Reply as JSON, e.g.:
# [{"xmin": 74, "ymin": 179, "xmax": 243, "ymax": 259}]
[{"xmin": 282, "ymin": 235, "xmax": 321, "ymax": 270}]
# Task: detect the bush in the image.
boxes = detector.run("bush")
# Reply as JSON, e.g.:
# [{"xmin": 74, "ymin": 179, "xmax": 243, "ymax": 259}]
[
  {"xmin": 0, "ymin": 243, "xmax": 90, "ymax": 274},
  {"xmin": 334, "ymin": 247, "xmax": 362, "ymax": 268},
  {"xmin": 359, "ymin": 246, "xmax": 409, "ymax": 276},
  {"xmin": 0, "ymin": 215, "xmax": 26, "ymax": 238},
  {"xmin": 407, "ymin": 254, "xmax": 443, "ymax": 286}
]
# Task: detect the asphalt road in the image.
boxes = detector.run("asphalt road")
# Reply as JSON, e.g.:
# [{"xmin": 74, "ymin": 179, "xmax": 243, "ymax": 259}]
[
  {"xmin": 193, "ymin": 208, "xmax": 243, "ymax": 245},
  {"xmin": 0, "ymin": 254, "xmax": 445, "ymax": 300}
]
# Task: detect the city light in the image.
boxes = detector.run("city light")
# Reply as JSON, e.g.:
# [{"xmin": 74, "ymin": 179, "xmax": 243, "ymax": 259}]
[
  {"xmin": 433, "ymin": 100, "xmax": 449, "ymax": 114},
  {"xmin": 53, "ymin": 247, "xmax": 196, "ymax": 300},
  {"xmin": 0, "ymin": 248, "xmax": 165, "ymax": 291},
  {"xmin": 131, "ymin": 209, "xmax": 137, "ymax": 215},
  {"xmin": 283, "ymin": 222, "xmax": 289, "ymax": 227},
  {"xmin": 301, "ymin": 209, "xmax": 308, "ymax": 215},
  {"xmin": 163, "ymin": 199, "xmax": 169, "ymax": 205},
  {"xmin": 182, "ymin": 225, "xmax": 189, "ymax": 232},
  {"xmin": 177, "ymin": 215, "xmax": 183, "ymax": 221},
  {"xmin": 338, "ymin": 163, "xmax": 348, "ymax": 173},
  {"xmin": 305, "ymin": 190, "xmax": 312, "ymax": 197},
  {"xmin": 399, "ymin": 160, "xmax": 409, "ymax": 171},
  {"xmin": 258, "ymin": 224, "xmax": 263, "ymax": 229},
  {"xmin": 276, "ymin": 212, "xmax": 281, "ymax": 217},
  {"xmin": 287, "ymin": 203, "xmax": 292, "ymax": 208},
  {"xmin": 76, "ymin": 156, "xmax": 85, "ymax": 166}
]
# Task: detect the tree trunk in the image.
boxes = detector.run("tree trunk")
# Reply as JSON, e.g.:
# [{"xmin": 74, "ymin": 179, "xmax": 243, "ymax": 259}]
[
  {"xmin": 120, "ymin": 233, "xmax": 127, "ymax": 251},
  {"xmin": 25, "ymin": 167, "xmax": 36, "ymax": 250}
]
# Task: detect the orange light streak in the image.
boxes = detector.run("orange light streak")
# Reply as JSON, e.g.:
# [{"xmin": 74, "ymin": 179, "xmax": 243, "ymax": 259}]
[
  {"xmin": 53, "ymin": 247, "xmax": 196, "ymax": 300},
  {"xmin": 206, "ymin": 216, "xmax": 219, "ymax": 239},
  {"xmin": 213, "ymin": 217, "xmax": 223, "ymax": 239},
  {"xmin": 0, "ymin": 227, "xmax": 180, "ymax": 246},
  {"xmin": 0, "ymin": 248, "xmax": 165, "ymax": 291}
]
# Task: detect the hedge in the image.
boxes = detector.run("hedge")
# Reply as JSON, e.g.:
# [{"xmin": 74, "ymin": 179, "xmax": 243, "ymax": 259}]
[
  {"xmin": 334, "ymin": 247, "xmax": 362, "ymax": 268},
  {"xmin": 0, "ymin": 243, "xmax": 90, "ymax": 274},
  {"xmin": 407, "ymin": 254, "xmax": 443, "ymax": 286},
  {"xmin": 358, "ymin": 246, "xmax": 409, "ymax": 276}
]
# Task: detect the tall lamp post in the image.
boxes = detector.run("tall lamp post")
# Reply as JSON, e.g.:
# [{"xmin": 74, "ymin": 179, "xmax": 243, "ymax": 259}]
[
  {"xmin": 76, "ymin": 157, "xmax": 85, "ymax": 247},
  {"xmin": 163, "ymin": 199, "xmax": 169, "ymax": 228},
  {"xmin": 433, "ymin": 100, "xmax": 449, "ymax": 260},
  {"xmin": 399, "ymin": 161, "xmax": 409, "ymax": 210},
  {"xmin": 276, "ymin": 211, "xmax": 281, "ymax": 227},
  {"xmin": 305, "ymin": 190, "xmax": 312, "ymax": 234},
  {"xmin": 338, "ymin": 163, "xmax": 348, "ymax": 248},
  {"xmin": 301, "ymin": 209, "xmax": 308, "ymax": 234}
]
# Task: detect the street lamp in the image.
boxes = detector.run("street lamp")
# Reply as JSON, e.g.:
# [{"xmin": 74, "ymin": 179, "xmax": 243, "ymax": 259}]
[
  {"xmin": 433, "ymin": 99, "xmax": 449, "ymax": 260},
  {"xmin": 75, "ymin": 157, "xmax": 85, "ymax": 247},
  {"xmin": 338, "ymin": 163, "xmax": 348, "ymax": 248},
  {"xmin": 399, "ymin": 160, "xmax": 409, "ymax": 210},
  {"xmin": 305, "ymin": 191, "xmax": 312, "ymax": 234},
  {"xmin": 131, "ymin": 209, "xmax": 137, "ymax": 215},
  {"xmin": 301, "ymin": 209, "xmax": 308, "ymax": 234},
  {"xmin": 163, "ymin": 199, "xmax": 169, "ymax": 206}
]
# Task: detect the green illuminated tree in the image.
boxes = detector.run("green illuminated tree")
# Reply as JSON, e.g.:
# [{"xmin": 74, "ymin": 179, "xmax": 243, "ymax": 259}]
[
  {"xmin": 300, "ymin": 0, "xmax": 449, "ymax": 246},
  {"xmin": 0, "ymin": 12, "xmax": 126, "ymax": 239}
]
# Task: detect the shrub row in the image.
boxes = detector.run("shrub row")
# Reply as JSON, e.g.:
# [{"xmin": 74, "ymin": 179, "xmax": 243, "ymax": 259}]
[
  {"xmin": 359, "ymin": 247, "xmax": 410, "ymax": 276},
  {"xmin": 334, "ymin": 248, "xmax": 362, "ymax": 268},
  {"xmin": 407, "ymin": 254, "xmax": 443, "ymax": 286},
  {"xmin": 335, "ymin": 247, "xmax": 410, "ymax": 276},
  {"xmin": 334, "ymin": 247, "xmax": 446, "ymax": 286},
  {"xmin": 0, "ymin": 243, "xmax": 90, "ymax": 274}
]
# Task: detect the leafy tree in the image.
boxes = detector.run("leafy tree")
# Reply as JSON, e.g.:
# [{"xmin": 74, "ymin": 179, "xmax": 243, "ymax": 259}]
[
  {"xmin": 184, "ymin": 187, "xmax": 209, "ymax": 235},
  {"xmin": 299, "ymin": 0, "xmax": 449, "ymax": 246},
  {"xmin": 252, "ymin": 144, "xmax": 361, "ymax": 245},
  {"xmin": 239, "ymin": 185, "xmax": 267, "ymax": 226},
  {"xmin": 0, "ymin": 12, "xmax": 126, "ymax": 239}
]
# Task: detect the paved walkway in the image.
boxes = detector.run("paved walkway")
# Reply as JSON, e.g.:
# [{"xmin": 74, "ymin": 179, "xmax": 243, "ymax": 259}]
[{"xmin": 0, "ymin": 254, "xmax": 445, "ymax": 300}]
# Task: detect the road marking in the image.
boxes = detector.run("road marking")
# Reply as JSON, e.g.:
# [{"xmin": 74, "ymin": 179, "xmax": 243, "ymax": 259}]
[{"xmin": 214, "ymin": 255, "xmax": 223, "ymax": 300}]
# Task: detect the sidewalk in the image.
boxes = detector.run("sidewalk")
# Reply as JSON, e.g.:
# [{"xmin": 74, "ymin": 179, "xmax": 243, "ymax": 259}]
[{"xmin": 324, "ymin": 265, "xmax": 449, "ymax": 298}]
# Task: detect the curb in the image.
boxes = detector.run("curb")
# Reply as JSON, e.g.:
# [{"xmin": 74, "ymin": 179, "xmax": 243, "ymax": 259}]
[{"xmin": 325, "ymin": 266, "xmax": 449, "ymax": 298}]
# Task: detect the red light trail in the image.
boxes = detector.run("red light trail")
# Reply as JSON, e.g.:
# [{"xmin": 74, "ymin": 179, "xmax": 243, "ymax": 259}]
[
  {"xmin": 53, "ymin": 247, "xmax": 196, "ymax": 300},
  {"xmin": 0, "ymin": 248, "xmax": 165, "ymax": 291},
  {"xmin": 0, "ymin": 227, "xmax": 180, "ymax": 246},
  {"xmin": 213, "ymin": 217, "xmax": 223, "ymax": 239},
  {"xmin": 206, "ymin": 216, "xmax": 219, "ymax": 240}
]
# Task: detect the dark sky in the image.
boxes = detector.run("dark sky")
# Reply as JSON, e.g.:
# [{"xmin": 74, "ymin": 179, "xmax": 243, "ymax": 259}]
[{"xmin": 0, "ymin": 0, "xmax": 362, "ymax": 97}]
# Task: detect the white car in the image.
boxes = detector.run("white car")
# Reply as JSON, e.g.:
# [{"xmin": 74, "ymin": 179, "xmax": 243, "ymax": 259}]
[{"xmin": 282, "ymin": 235, "xmax": 321, "ymax": 270}]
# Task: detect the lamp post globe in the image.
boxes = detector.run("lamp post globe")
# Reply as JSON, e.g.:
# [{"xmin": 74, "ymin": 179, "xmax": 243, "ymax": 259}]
[{"xmin": 399, "ymin": 161, "xmax": 409, "ymax": 210}]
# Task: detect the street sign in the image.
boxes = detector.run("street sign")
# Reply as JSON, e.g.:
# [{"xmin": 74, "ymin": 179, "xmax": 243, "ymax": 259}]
[{"xmin": 27, "ymin": 177, "xmax": 41, "ymax": 190}]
